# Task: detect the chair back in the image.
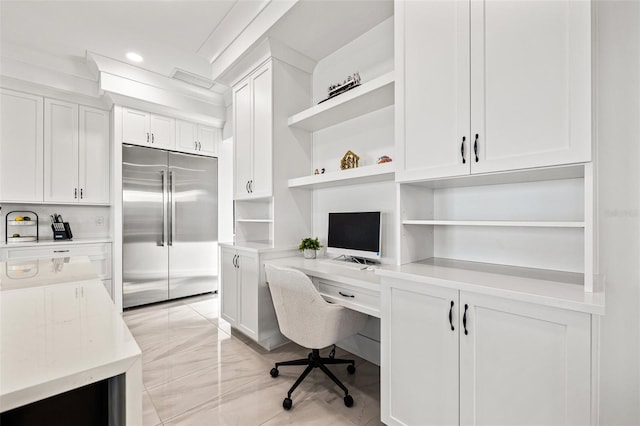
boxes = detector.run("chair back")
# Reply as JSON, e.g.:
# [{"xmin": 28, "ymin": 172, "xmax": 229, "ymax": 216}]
[{"xmin": 265, "ymin": 264, "xmax": 367, "ymax": 349}]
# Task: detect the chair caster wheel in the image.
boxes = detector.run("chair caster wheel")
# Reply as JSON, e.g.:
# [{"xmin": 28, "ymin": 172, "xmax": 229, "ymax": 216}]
[
  {"xmin": 344, "ymin": 395, "xmax": 354, "ymax": 407},
  {"xmin": 283, "ymin": 397, "xmax": 293, "ymax": 410},
  {"xmin": 347, "ymin": 364, "xmax": 356, "ymax": 374},
  {"xmin": 270, "ymin": 368, "xmax": 279, "ymax": 378}
]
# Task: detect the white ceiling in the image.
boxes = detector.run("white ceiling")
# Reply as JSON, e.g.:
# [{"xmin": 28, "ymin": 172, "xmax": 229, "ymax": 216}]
[
  {"xmin": 0, "ymin": 0, "xmax": 241, "ymax": 79},
  {"xmin": 0, "ymin": 0, "xmax": 393, "ymax": 90},
  {"xmin": 267, "ymin": 0, "xmax": 393, "ymax": 62}
]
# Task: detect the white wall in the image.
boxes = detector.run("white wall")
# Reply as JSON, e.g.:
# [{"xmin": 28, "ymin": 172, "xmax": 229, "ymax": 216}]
[
  {"xmin": 309, "ymin": 17, "xmax": 396, "ymax": 264},
  {"xmin": 596, "ymin": 1, "xmax": 640, "ymax": 424},
  {"xmin": 312, "ymin": 17, "xmax": 394, "ymax": 104}
]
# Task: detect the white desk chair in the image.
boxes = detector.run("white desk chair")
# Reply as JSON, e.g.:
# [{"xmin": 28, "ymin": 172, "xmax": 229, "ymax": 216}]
[{"xmin": 265, "ymin": 264, "xmax": 368, "ymax": 410}]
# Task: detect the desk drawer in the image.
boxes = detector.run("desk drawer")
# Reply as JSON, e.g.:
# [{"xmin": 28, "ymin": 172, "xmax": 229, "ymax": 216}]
[{"xmin": 316, "ymin": 279, "xmax": 380, "ymax": 312}]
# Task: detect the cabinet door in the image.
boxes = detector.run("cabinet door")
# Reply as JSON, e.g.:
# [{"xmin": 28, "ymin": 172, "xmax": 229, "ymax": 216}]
[
  {"xmin": 79, "ymin": 106, "xmax": 110, "ymax": 204},
  {"xmin": 233, "ymin": 78, "xmax": 253, "ymax": 199},
  {"xmin": 250, "ymin": 63, "xmax": 273, "ymax": 198},
  {"xmin": 150, "ymin": 114, "xmax": 175, "ymax": 149},
  {"xmin": 198, "ymin": 125, "xmax": 219, "ymax": 157},
  {"xmin": 470, "ymin": 0, "xmax": 591, "ymax": 174},
  {"xmin": 220, "ymin": 249, "xmax": 238, "ymax": 326},
  {"xmin": 237, "ymin": 251, "xmax": 259, "ymax": 340},
  {"xmin": 44, "ymin": 98, "xmax": 79, "ymax": 203},
  {"xmin": 176, "ymin": 120, "xmax": 198, "ymax": 153},
  {"xmin": 382, "ymin": 279, "xmax": 459, "ymax": 426},
  {"xmin": 459, "ymin": 293, "xmax": 591, "ymax": 426},
  {"xmin": 396, "ymin": 0, "xmax": 470, "ymax": 182},
  {"xmin": 0, "ymin": 89, "xmax": 44, "ymax": 202},
  {"xmin": 122, "ymin": 108, "xmax": 150, "ymax": 145}
]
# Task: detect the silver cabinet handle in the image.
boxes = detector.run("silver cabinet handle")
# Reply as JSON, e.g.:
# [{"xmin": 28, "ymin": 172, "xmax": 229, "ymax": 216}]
[
  {"xmin": 338, "ymin": 291, "xmax": 355, "ymax": 298},
  {"xmin": 198, "ymin": 142, "xmax": 202, "ymax": 150},
  {"xmin": 194, "ymin": 141, "xmax": 198, "ymax": 150},
  {"xmin": 160, "ymin": 170, "xmax": 166, "ymax": 246},
  {"xmin": 152, "ymin": 133, "xmax": 155, "ymax": 144},
  {"xmin": 80, "ymin": 188, "xmax": 84, "ymax": 199},
  {"xmin": 74, "ymin": 188, "xmax": 78, "ymax": 199},
  {"xmin": 146, "ymin": 132, "xmax": 149, "ymax": 143},
  {"xmin": 249, "ymin": 180, "xmax": 253, "ymax": 193},
  {"xmin": 54, "ymin": 250, "xmax": 70, "ymax": 253},
  {"xmin": 168, "ymin": 171, "xmax": 174, "ymax": 246},
  {"xmin": 246, "ymin": 181, "xmax": 250, "ymax": 193}
]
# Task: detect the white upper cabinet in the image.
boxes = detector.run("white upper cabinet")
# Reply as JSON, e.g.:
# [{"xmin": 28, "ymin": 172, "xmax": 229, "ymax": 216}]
[
  {"xmin": 233, "ymin": 61, "xmax": 273, "ymax": 200},
  {"xmin": 396, "ymin": 0, "xmax": 470, "ymax": 182},
  {"xmin": 234, "ymin": 78, "xmax": 254, "ymax": 198},
  {"xmin": 122, "ymin": 107, "xmax": 175, "ymax": 149},
  {"xmin": 0, "ymin": 89, "xmax": 44, "ymax": 202},
  {"xmin": 249, "ymin": 64, "xmax": 273, "ymax": 198},
  {"xmin": 396, "ymin": 0, "xmax": 591, "ymax": 182},
  {"xmin": 44, "ymin": 99, "xmax": 109, "ymax": 204},
  {"xmin": 79, "ymin": 106, "xmax": 110, "ymax": 204},
  {"xmin": 44, "ymin": 98, "xmax": 79, "ymax": 203},
  {"xmin": 197, "ymin": 124, "xmax": 219, "ymax": 157},
  {"xmin": 176, "ymin": 120, "xmax": 219, "ymax": 157},
  {"xmin": 121, "ymin": 108, "xmax": 149, "ymax": 145},
  {"xmin": 149, "ymin": 114, "xmax": 175, "ymax": 149},
  {"xmin": 470, "ymin": 0, "xmax": 591, "ymax": 174}
]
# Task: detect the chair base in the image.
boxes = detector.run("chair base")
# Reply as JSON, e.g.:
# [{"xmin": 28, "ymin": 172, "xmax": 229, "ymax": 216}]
[{"xmin": 270, "ymin": 347, "xmax": 356, "ymax": 410}]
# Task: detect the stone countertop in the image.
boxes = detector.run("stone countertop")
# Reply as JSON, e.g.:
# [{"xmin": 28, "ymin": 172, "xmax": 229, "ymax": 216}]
[{"xmin": 0, "ymin": 256, "xmax": 141, "ymax": 422}]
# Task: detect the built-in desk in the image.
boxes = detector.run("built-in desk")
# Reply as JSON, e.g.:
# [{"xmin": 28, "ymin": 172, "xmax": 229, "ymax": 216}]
[{"xmin": 264, "ymin": 257, "xmax": 382, "ymax": 318}]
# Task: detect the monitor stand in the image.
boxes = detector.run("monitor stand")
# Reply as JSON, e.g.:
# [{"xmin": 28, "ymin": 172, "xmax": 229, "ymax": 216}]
[{"xmin": 331, "ymin": 255, "xmax": 380, "ymax": 266}]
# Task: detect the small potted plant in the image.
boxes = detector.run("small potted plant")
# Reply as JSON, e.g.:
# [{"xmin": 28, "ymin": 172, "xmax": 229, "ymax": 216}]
[{"xmin": 299, "ymin": 237, "xmax": 322, "ymax": 259}]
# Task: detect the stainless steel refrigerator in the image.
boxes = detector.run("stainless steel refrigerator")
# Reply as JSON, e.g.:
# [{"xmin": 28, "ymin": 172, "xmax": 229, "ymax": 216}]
[{"xmin": 122, "ymin": 145, "xmax": 218, "ymax": 308}]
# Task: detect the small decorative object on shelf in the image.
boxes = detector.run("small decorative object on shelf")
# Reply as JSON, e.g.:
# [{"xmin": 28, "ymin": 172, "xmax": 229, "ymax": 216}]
[
  {"xmin": 321, "ymin": 168, "xmax": 326, "ymax": 174},
  {"xmin": 5, "ymin": 211, "xmax": 39, "ymax": 243},
  {"xmin": 377, "ymin": 155, "xmax": 393, "ymax": 164},
  {"xmin": 299, "ymin": 237, "xmax": 322, "ymax": 259},
  {"xmin": 319, "ymin": 72, "xmax": 362, "ymax": 104},
  {"xmin": 314, "ymin": 169, "xmax": 320, "ymax": 175},
  {"xmin": 340, "ymin": 150, "xmax": 360, "ymax": 170}
]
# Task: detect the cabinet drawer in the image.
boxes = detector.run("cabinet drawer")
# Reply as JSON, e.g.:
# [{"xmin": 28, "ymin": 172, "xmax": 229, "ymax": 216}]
[
  {"xmin": 4, "ymin": 243, "xmax": 110, "ymax": 259},
  {"xmin": 316, "ymin": 279, "xmax": 380, "ymax": 316},
  {"xmin": 3, "ymin": 243, "xmax": 112, "ymax": 279}
]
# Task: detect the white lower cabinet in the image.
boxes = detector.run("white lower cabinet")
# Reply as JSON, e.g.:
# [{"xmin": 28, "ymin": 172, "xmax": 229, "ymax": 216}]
[
  {"xmin": 220, "ymin": 246, "xmax": 289, "ymax": 350},
  {"xmin": 382, "ymin": 278, "xmax": 591, "ymax": 426},
  {"xmin": 0, "ymin": 242, "xmax": 114, "ymax": 302}
]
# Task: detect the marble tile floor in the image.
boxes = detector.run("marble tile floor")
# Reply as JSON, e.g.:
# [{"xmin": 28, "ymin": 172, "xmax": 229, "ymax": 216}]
[{"xmin": 123, "ymin": 293, "xmax": 382, "ymax": 426}]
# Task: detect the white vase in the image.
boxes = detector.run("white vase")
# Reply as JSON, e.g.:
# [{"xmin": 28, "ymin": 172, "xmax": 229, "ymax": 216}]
[{"xmin": 303, "ymin": 249, "xmax": 316, "ymax": 259}]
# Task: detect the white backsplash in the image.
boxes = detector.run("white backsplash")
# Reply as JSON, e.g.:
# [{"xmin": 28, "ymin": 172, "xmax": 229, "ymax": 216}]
[{"xmin": 1, "ymin": 203, "xmax": 111, "ymax": 242}]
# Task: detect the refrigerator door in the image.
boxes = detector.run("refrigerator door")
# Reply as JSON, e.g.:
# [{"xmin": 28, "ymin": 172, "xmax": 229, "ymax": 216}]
[
  {"xmin": 122, "ymin": 145, "xmax": 169, "ymax": 308},
  {"xmin": 168, "ymin": 152, "xmax": 218, "ymax": 299}
]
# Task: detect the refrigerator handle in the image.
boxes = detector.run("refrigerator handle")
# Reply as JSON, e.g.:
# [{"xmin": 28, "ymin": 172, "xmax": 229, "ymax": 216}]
[
  {"xmin": 169, "ymin": 170, "xmax": 174, "ymax": 246},
  {"xmin": 160, "ymin": 171, "xmax": 166, "ymax": 246}
]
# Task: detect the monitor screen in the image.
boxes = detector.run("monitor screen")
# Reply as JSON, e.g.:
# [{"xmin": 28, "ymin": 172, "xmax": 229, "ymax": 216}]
[{"xmin": 327, "ymin": 212, "xmax": 381, "ymax": 259}]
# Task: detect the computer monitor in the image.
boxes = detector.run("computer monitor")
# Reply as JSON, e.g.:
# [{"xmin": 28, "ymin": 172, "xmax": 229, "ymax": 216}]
[{"xmin": 326, "ymin": 211, "xmax": 381, "ymax": 262}]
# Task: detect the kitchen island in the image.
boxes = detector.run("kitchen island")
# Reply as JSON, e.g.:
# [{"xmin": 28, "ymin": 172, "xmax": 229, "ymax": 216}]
[{"xmin": 0, "ymin": 256, "xmax": 141, "ymax": 424}]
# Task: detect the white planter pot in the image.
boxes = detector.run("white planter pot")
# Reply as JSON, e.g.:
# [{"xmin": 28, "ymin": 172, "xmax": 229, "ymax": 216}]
[{"xmin": 303, "ymin": 249, "xmax": 317, "ymax": 259}]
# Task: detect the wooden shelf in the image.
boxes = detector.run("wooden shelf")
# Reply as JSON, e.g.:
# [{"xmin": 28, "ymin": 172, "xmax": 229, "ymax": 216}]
[
  {"xmin": 288, "ymin": 71, "xmax": 394, "ymax": 131},
  {"xmin": 402, "ymin": 220, "xmax": 585, "ymax": 228},
  {"xmin": 288, "ymin": 162, "xmax": 395, "ymax": 189}
]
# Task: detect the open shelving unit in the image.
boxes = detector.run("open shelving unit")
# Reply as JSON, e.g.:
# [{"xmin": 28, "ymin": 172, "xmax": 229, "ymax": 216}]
[
  {"xmin": 288, "ymin": 162, "xmax": 395, "ymax": 189},
  {"xmin": 288, "ymin": 71, "xmax": 394, "ymax": 131},
  {"xmin": 398, "ymin": 164, "xmax": 595, "ymax": 291}
]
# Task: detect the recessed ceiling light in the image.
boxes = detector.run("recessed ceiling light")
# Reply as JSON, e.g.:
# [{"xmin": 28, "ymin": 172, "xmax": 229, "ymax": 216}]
[{"xmin": 126, "ymin": 52, "xmax": 143, "ymax": 63}]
